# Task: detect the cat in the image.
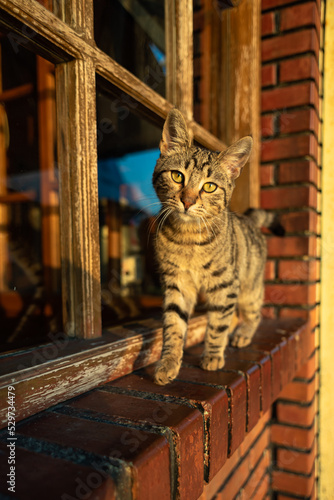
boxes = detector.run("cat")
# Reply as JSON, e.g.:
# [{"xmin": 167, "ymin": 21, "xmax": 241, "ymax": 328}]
[{"xmin": 152, "ymin": 108, "xmax": 283, "ymax": 386}]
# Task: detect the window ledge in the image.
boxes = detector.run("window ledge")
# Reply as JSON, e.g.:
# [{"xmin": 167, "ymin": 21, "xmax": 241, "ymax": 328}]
[
  {"xmin": 0, "ymin": 315, "xmax": 207, "ymax": 428},
  {"xmin": 0, "ymin": 318, "xmax": 313, "ymax": 499}
]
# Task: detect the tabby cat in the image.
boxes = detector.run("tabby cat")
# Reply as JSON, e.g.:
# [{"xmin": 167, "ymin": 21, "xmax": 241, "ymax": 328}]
[{"xmin": 152, "ymin": 109, "xmax": 281, "ymax": 386}]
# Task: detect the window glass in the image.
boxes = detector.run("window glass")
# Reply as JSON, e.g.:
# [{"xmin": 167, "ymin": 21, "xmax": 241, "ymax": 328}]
[
  {"xmin": 0, "ymin": 34, "xmax": 61, "ymax": 352},
  {"xmin": 96, "ymin": 85, "xmax": 162, "ymax": 326},
  {"xmin": 94, "ymin": 0, "xmax": 166, "ymax": 97},
  {"xmin": 193, "ymin": 0, "xmax": 222, "ymax": 134}
]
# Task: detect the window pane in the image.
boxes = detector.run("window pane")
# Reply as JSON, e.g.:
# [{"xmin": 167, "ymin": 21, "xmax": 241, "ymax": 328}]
[
  {"xmin": 193, "ymin": 0, "xmax": 221, "ymax": 134},
  {"xmin": 0, "ymin": 34, "xmax": 62, "ymax": 352},
  {"xmin": 94, "ymin": 0, "xmax": 166, "ymax": 97},
  {"xmin": 97, "ymin": 85, "xmax": 163, "ymax": 326}
]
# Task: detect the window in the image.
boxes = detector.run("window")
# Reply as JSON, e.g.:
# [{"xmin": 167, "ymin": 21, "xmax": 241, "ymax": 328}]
[
  {"xmin": 0, "ymin": 40, "xmax": 60, "ymax": 352},
  {"xmin": 0, "ymin": 0, "xmax": 260, "ymax": 425}
]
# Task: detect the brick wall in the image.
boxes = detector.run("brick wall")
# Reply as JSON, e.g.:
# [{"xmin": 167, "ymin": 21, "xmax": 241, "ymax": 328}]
[
  {"xmin": 199, "ymin": 412, "xmax": 271, "ymax": 500},
  {"xmin": 199, "ymin": 1, "xmax": 323, "ymax": 498},
  {"xmin": 260, "ymin": 0, "xmax": 322, "ymax": 498},
  {"xmin": 272, "ymin": 353, "xmax": 319, "ymax": 499}
]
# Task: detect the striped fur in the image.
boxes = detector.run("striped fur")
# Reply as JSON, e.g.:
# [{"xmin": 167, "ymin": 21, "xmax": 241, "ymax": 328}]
[{"xmin": 153, "ymin": 109, "xmax": 270, "ymax": 385}]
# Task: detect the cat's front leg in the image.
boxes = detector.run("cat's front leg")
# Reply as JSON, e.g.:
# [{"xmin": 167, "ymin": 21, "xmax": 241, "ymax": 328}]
[
  {"xmin": 201, "ymin": 296, "xmax": 237, "ymax": 371},
  {"xmin": 154, "ymin": 279, "xmax": 197, "ymax": 385}
]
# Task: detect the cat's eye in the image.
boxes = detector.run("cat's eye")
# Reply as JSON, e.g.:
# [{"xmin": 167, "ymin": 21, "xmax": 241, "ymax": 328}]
[
  {"xmin": 171, "ymin": 171, "xmax": 184, "ymax": 184},
  {"xmin": 202, "ymin": 182, "xmax": 218, "ymax": 193}
]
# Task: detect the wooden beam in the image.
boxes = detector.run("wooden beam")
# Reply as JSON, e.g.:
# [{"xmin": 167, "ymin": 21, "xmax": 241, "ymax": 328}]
[
  {"xmin": 54, "ymin": 0, "xmax": 94, "ymax": 41},
  {"xmin": 166, "ymin": 0, "xmax": 193, "ymax": 121},
  {"xmin": 56, "ymin": 58, "xmax": 101, "ymax": 339},
  {"xmin": 0, "ymin": 315, "xmax": 208, "ymax": 428},
  {"xmin": 219, "ymin": 0, "xmax": 261, "ymax": 211}
]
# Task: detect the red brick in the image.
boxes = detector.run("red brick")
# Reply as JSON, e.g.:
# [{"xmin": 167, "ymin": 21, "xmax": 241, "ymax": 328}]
[
  {"xmin": 276, "ymin": 484, "xmax": 317, "ymax": 500},
  {"xmin": 176, "ymin": 366, "xmax": 247, "ymax": 456},
  {"xmin": 265, "ymin": 260, "xmax": 276, "ymax": 280},
  {"xmin": 261, "ymin": 135, "xmax": 318, "ymax": 163},
  {"xmin": 276, "ymin": 398, "xmax": 316, "ymax": 426},
  {"xmin": 262, "ymin": 305, "xmax": 277, "ymax": 318},
  {"xmin": 65, "ymin": 391, "xmax": 204, "ymax": 500},
  {"xmin": 311, "ymin": 303, "xmax": 320, "ymax": 325},
  {"xmin": 278, "ymin": 259, "xmax": 319, "ymax": 281},
  {"xmin": 271, "ymin": 423, "xmax": 315, "ymax": 449},
  {"xmin": 280, "ymin": 56, "xmax": 320, "ymax": 87},
  {"xmin": 262, "ymin": 82, "xmax": 319, "ymax": 112},
  {"xmin": 243, "ymin": 452, "xmax": 270, "ymax": 499},
  {"xmin": 0, "ymin": 443, "xmax": 117, "ymax": 500},
  {"xmin": 18, "ymin": 411, "xmax": 171, "ymax": 500},
  {"xmin": 296, "ymin": 353, "xmax": 317, "ymax": 379},
  {"xmin": 223, "ymin": 360, "xmax": 261, "ymax": 432},
  {"xmin": 204, "ymin": 420, "xmax": 270, "ymax": 500},
  {"xmin": 279, "ymin": 378, "xmax": 316, "ymax": 403},
  {"xmin": 110, "ymin": 368, "xmax": 229, "ymax": 481},
  {"xmin": 278, "ymin": 160, "xmax": 319, "ymax": 184},
  {"xmin": 202, "ymin": 448, "xmax": 242, "ymax": 500},
  {"xmin": 250, "ymin": 321, "xmax": 302, "ymax": 398},
  {"xmin": 265, "ymin": 283, "xmax": 317, "ymax": 305},
  {"xmin": 262, "ymin": 29, "xmax": 319, "ymax": 62},
  {"xmin": 262, "ymin": 12, "xmax": 276, "ymax": 36},
  {"xmin": 261, "ymin": 185, "xmax": 318, "ymax": 209},
  {"xmin": 279, "ymin": 109, "xmax": 320, "ymax": 137},
  {"xmin": 266, "ymin": 236, "xmax": 317, "ymax": 257},
  {"xmin": 262, "ymin": 64, "xmax": 277, "ymax": 87},
  {"xmin": 261, "ymin": 164, "xmax": 275, "ymax": 186},
  {"xmin": 251, "ymin": 473, "xmax": 270, "ymax": 500},
  {"xmin": 272, "ymin": 468, "xmax": 315, "ymax": 496},
  {"xmin": 261, "ymin": 114, "xmax": 275, "ymax": 137},
  {"xmin": 216, "ymin": 456, "xmax": 251, "ymax": 500},
  {"xmin": 278, "ymin": 308, "xmax": 310, "ymax": 320},
  {"xmin": 280, "ymin": 211, "xmax": 318, "ymax": 233},
  {"xmin": 248, "ymin": 427, "xmax": 270, "ymax": 469},
  {"xmin": 280, "ymin": 3, "xmax": 321, "ymax": 34},
  {"xmin": 239, "ymin": 413, "xmax": 270, "ymax": 457},
  {"xmin": 277, "ymin": 443, "xmax": 316, "ymax": 474}
]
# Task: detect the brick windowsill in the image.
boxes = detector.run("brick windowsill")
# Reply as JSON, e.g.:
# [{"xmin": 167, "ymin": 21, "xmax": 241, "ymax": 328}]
[{"xmin": 0, "ymin": 318, "xmax": 313, "ymax": 499}]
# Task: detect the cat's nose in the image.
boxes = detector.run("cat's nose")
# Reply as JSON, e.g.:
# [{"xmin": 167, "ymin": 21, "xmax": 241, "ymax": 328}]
[{"xmin": 181, "ymin": 197, "xmax": 196, "ymax": 211}]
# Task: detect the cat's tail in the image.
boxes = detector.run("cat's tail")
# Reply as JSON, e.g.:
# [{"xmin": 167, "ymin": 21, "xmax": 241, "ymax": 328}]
[{"xmin": 245, "ymin": 208, "xmax": 285, "ymax": 236}]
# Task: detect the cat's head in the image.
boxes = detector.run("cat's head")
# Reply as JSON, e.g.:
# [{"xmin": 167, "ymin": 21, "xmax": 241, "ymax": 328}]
[{"xmin": 152, "ymin": 109, "xmax": 252, "ymax": 221}]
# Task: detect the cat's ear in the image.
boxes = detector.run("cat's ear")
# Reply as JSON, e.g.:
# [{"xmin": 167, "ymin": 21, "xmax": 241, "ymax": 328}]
[
  {"xmin": 219, "ymin": 136, "xmax": 253, "ymax": 179},
  {"xmin": 159, "ymin": 108, "xmax": 192, "ymax": 156}
]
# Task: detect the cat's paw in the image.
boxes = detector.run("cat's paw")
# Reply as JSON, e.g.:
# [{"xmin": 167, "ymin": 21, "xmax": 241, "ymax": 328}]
[
  {"xmin": 154, "ymin": 357, "xmax": 181, "ymax": 385},
  {"xmin": 230, "ymin": 325, "xmax": 253, "ymax": 348},
  {"xmin": 201, "ymin": 354, "xmax": 225, "ymax": 371}
]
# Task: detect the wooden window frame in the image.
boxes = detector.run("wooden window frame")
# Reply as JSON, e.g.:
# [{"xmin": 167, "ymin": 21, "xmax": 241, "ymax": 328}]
[{"xmin": 0, "ymin": 0, "xmax": 260, "ymax": 427}]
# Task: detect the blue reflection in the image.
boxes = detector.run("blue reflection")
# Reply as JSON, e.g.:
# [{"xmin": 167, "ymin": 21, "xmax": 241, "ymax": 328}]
[
  {"xmin": 149, "ymin": 43, "xmax": 166, "ymax": 74},
  {"xmin": 98, "ymin": 148, "xmax": 161, "ymax": 215}
]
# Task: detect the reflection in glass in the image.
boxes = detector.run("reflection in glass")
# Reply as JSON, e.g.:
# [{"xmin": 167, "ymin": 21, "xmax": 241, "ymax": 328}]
[
  {"xmin": 0, "ymin": 34, "xmax": 61, "ymax": 351},
  {"xmin": 94, "ymin": 0, "xmax": 166, "ymax": 97},
  {"xmin": 97, "ymin": 86, "xmax": 162, "ymax": 325}
]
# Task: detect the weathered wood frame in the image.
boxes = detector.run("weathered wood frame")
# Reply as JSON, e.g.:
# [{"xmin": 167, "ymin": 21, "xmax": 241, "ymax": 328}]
[
  {"xmin": 219, "ymin": 0, "xmax": 261, "ymax": 212},
  {"xmin": 0, "ymin": 0, "xmax": 260, "ymax": 422}
]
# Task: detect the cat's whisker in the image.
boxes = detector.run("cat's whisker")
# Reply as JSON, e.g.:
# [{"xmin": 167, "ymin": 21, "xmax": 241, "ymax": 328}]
[
  {"xmin": 201, "ymin": 213, "xmax": 215, "ymax": 237},
  {"xmin": 157, "ymin": 208, "xmax": 174, "ymax": 234},
  {"xmin": 201, "ymin": 215, "xmax": 212, "ymax": 238},
  {"xmin": 146, "ymin": 206, "xmax": 172, "ymax": 246},
  {"xmin": 209, "ymin": 218, "xmax": 221, "ymax": 235},
  {"xmin": 197, "ymin": 218, "xmax": 202, "ymax": 239},
  {"xmin": 136, "ymin": 202, "xmax": 163, "ymax": 217}
]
